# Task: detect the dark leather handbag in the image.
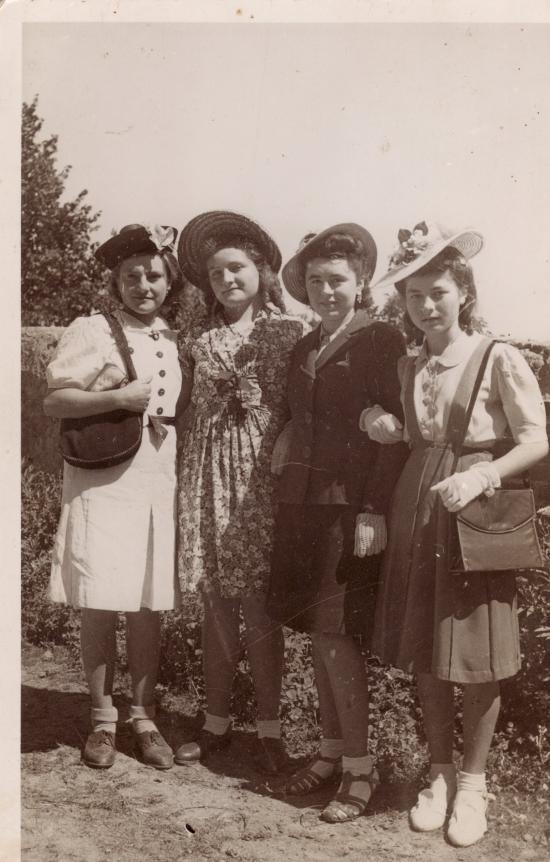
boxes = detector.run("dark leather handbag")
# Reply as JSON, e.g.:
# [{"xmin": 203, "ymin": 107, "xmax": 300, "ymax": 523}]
[
  {"xmin": 448, "ymin": 339, "xmax": 545, "ymax": 574},
  {"xmin": 59, "ymin": 312, "xmax": 143, "ymax": 470}
]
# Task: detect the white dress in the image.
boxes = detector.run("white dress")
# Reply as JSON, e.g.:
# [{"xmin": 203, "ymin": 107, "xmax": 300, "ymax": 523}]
[{"xmin": 47, "ymin": 310, "xmax": 181, "ymax": 611}]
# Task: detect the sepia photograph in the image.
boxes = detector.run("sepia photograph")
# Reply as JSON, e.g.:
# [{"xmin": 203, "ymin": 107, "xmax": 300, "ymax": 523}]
[{"xmin": 5, "ymin": 1, "xmax": 550, "ymax": 859}]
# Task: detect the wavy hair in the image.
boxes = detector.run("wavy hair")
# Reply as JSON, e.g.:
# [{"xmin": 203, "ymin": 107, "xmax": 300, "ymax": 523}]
[
  {"xmin": 299, "ymin": 232, "xmax": 374, "ymax": 309},
  {"xmin": 395, "ymin": 246, "xmax": 478, "ymax": 343},
  {"xmin": 196, "ymin": 237, "xmax": 286, "ymax": 315}
]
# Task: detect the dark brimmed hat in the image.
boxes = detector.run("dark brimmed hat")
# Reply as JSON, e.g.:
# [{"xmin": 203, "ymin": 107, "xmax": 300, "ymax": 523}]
[
  {"xmin": 282, "ymin": 223, "xmax": 377, "ymax": 304},
  {"xmin": 95, "ymin": 224, "xmax": 178, "ymax": 270},
  {"xmin": 177, "ymin": 210, "xmax": 282, "ymax": 288},
  {"xmin": 374, "ymin": 221, "xmax": 483, "ymax": 291}
]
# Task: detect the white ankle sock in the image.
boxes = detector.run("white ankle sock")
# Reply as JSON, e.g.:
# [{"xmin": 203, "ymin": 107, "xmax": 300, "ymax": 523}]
[
  {"xmin": 129, "ymin": 704, "xmax": 157, "ymax": 734},
  {"xmin": 457, "ymin": 770, "xmax": 486, "ymax": 793},
  {"xmin": 427, "ymin": 762, "xmax": 456, "ymax": 803},
  {"xmin": 307, "ymin": 738, "xmax": 344, "ymax": 779},
  {"xmin": 91, "ymin": 706, "xmax": 117, "ymax": 734},
  {"xmin": 203, "ymin": 713, "xmax": 231, "ymax": 735},
  {"xmin": 257, "ymin": 719, "xmax": 280, "ymax": 739}
]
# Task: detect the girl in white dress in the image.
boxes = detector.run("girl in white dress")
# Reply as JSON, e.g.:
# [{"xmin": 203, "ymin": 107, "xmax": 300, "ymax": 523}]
[{"xmin": 44, "ymin": 224, "xmax": 183, "ymax": 770}]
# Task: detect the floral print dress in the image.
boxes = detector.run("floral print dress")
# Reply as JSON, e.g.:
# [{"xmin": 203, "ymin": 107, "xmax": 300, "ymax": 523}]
[{"xmin": 177, "ymin": 308, "xmax": 306, "ymax": 598}]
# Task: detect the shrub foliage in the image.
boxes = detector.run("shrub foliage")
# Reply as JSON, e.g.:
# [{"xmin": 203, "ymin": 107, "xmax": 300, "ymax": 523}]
[{"xmin": 22, "ymin": 462, "xmax": 550, "ymax": 790}]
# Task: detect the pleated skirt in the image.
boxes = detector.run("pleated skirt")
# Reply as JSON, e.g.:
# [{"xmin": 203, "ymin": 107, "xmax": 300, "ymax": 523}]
[{"xmin": 372, "ymin": 444, "xmax": 520, "ymax": 683}]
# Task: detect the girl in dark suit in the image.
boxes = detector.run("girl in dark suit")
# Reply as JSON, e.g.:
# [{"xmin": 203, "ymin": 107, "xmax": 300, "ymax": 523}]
[{"xmin": 267, "ymin": 224, "xmax": 408, "ymax": 821}]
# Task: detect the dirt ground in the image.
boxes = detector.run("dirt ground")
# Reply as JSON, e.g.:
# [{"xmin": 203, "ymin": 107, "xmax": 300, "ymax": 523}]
[{"xmin": 21, "ymin": 644, "xmax": 550, "ymax": 862}]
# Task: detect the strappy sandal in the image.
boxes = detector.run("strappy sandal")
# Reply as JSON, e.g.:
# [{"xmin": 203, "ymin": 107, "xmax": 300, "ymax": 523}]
[
  {"xmin": 321, "ymin": 767, "xmax": 379, "ymax": 823},
  {"xmin": 284, "ymin": 755, "xmax": 342, "ymax": 796}
]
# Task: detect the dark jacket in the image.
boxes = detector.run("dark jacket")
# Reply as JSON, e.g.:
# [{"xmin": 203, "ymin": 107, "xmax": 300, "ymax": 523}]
[{"xmin": 278, "ymin": 311, "xmax": 408, "ymax": 513}]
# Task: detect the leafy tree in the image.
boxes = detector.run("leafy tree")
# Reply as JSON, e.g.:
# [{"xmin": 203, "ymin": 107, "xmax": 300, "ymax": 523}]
[{"xmin": 21, "ymin": 97, "xmax": 107, "ymax": 325}]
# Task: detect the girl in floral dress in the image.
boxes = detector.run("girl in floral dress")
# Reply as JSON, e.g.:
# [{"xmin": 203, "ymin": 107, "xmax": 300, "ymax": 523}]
[
  {"xmin": 173, "ymin": 211, "xmax": 305, "ymax": 772},
  {"xmin": 363, "ymin": 222, "xmax": 548, "ymax": 847}
]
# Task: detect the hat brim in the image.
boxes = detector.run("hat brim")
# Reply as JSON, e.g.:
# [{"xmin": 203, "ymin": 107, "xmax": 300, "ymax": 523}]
[
  {"xmin": 177, "ymin": 210, "xmax": 282, "ymax": 288},
  {"xmin": 282, "ymin": 223, "xmax": 378, "ymax": 304},
  {"xmin": 95, "ymin": 226, "xmax": 177, "ymax": 270},
  {"xmin": 373, "ymin": 230, "xmax": 483, "ymax": 291}
]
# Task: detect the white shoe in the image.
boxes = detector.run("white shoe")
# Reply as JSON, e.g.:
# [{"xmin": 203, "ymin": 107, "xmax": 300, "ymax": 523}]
[
  {"xmin": 409, "ymin": 787, "xmax": 452, "ymax": 832},
  {"xmin": 446, "ymin": 789, "xmax": 488, "ymax": 847}
]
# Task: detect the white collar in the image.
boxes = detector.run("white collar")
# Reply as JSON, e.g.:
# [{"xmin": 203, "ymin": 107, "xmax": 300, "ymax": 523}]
[{"xmin": 416, "ymin": 330, "xmax": 482, "ymax": 369}]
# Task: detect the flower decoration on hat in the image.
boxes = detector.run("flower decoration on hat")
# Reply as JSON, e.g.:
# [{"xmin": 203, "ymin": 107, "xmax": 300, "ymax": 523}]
[
  {"xmin": 389, "ymin": 221, "xmax": 431, "ymax": 267},
  {"xmin": 142, "ymin": 224, "xmax": 177, "ymax": 254}
]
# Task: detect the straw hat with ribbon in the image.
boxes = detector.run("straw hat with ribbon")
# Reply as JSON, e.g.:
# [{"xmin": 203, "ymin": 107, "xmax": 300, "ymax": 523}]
[
  {"xmin": 282, "ymin": 223, "xmax": 377, "ymax": 305},
  {"xmin": 374, "ymin": 221, "xmax": 483, "ymax": 291},
  {"xmin": 95, "ymin": 223, "xmax": 178, "ymax": 270},
  {"xmin": 177, "ymin": 210, "xmax": 282, "ymax": 289}
]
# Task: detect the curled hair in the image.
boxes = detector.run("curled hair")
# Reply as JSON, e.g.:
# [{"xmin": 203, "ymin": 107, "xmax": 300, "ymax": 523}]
[
  {"xmin": 108, "ymin": 250, "xmax": 184, "ymax": 309},
  {"xmin": 197, "ymin": 237, "xmax": 286, "ymax": 314},
  {"xmin": 300, "ymin": 232, "xmax": 374, "ymax": 309},
  {"xmin": 395, "ymin": 247, "xmax": 478, "ymax": 341}
]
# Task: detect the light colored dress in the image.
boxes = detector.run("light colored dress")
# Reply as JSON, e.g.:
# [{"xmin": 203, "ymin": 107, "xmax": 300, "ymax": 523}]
[
  {"xmin": 177, "ymin": 307, "xmax": 306, "ymax": 597},
  {"xmin": 373, "ymin": 331, "xmax": 548, "ymax": 683},
  {"xmin": 47, "ymin": 310, "xmax": 181, "ymax": 612}
]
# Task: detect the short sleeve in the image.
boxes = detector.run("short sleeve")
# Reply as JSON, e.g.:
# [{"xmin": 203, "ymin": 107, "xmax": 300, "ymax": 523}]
[
  {"xmin": 46, "ymin": 316, "xmax": 112, "ymax": 390},
  {"xmin": 493, "ymin": 343, "xmax": 548, "ymax": 443}
]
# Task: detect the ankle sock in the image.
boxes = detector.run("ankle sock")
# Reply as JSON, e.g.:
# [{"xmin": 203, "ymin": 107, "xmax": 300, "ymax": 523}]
[
  {"xmin": 129, "ymin": 704, "xmax": 157, "ymax": 735},
  {"xmin": 257, "ymin": 719, "xmax": 280, "ymax": 739},
  {"xmin": 427, "ymin": 762, "xmax": 456, "ymax": 805},
  {"xmin": 306, "ymin": 738, "xmax": 344, "ymax": 780},
  {"xmin": 342, "ymin": 753, "xmax": 375, "ymax": 776},
  {"xmin": 91, "ymin": 705, "xmax": 118, "ymax": 735},
  {"xmin": 203, "ymin": 713, "xmax": 231, "ymax": 736},
  {"xmin": 456, "ymin": 770, "xmax": 486, "ymax": 794}
]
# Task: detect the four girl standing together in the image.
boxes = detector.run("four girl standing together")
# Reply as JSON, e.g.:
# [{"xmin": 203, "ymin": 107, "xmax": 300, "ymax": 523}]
[{"xmin": 45, "ymin": 213, "xmax": 548, "ymax": 848}]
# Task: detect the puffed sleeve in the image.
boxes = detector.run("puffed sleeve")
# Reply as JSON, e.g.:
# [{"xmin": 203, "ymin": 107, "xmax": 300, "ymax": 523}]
[
  {"xmin": 493, "ymin": 343, "xmax": 548, "ymax": 443},
  {"xmin": 46, "ymin": 315, "xmax": 112, "ymax": 390}
]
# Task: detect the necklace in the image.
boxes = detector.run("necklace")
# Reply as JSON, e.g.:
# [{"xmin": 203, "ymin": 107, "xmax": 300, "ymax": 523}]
[{"xmin": 120, "ymin": 308, "xmax": 161, "ymax": 339}]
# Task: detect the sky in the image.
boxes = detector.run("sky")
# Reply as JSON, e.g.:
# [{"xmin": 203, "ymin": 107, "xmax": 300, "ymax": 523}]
[{"xmin": 21, "ymin": 21, "xmax": 550, "ymax": 339}]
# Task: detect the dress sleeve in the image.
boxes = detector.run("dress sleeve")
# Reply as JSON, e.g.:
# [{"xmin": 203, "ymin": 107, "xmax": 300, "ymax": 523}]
[
  {"xmin": 46, "ymin": 316, "xmax": 112, "ymax": 391},
  {"xmin": 492, "ymin": 343, "xmax": 548, "ymax": 443}
]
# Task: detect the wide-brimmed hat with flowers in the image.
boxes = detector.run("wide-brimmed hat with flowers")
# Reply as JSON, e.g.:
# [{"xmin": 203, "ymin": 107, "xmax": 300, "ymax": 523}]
[
  {"xmin": 177, "ymin": 210, "xmax": 282, "ymax": 289},
  {"xmin": 374, "ymin": 221, "xmax": 483, "ymax": 291},
  {"xmin": 95, "ymin": 223, "xmax": 178, "ymax": 270},
  {"xmin": 282, "ymin": 223, "xmax": 378, "ymax": 304}
]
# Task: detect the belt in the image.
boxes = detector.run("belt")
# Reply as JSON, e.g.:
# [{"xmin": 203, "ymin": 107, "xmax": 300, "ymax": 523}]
[
  {"xmin": 147, "ymin": 416, "xmax": 176, "ymax": 426},
  {"xmin": 146, "ymin": 414, "xmax": 176, "ymax": 442}
]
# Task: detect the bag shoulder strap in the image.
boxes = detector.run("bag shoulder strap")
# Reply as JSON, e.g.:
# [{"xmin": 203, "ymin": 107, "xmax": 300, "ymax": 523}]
[
  {"xmin": 103, "ymin": 311, "xmax": 138, "ymax": 382},
  {"xmin": 448, "ymin": 337, "xmax": 496, "ymax": 473}
]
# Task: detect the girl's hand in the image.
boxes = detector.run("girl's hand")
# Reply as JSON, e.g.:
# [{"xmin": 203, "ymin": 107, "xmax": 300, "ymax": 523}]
[
  {"xmin": 354, "ymin": 513, "xmax": 387, "ymax": 557},
  {"xmin": 117, "ymin": 377, "xmax": 152, "ymax": 413},
  {"xmin": 359, "ymin": 404, "xmax": 404, "ymax": 443},
  {"xmin": 431, "ymin": 462, "xmax": 501, "ymax": 512}
]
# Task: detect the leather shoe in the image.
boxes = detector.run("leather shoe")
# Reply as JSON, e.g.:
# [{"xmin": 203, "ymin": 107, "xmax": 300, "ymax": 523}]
[
  {"xmin": 82, "ymin": 730, "xmax": 116, "ymax": 769},
  {"xmin": 134, "ymin": 730, "xmax": 174, "ymax": 770},
  {"xmin": 255, "ymin": 737, "xmax": 288, "ymax": 774},
  {"xmin": 174, "ymin": 729, "xmax": 231, "ymax": 764}
]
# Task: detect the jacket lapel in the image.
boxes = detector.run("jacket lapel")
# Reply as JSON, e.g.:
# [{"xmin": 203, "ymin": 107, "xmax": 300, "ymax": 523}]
[
  {"xmin": 315, "ymin": 310, "xmax": 370, "ymax": 371},
  {"xmin": 295, "ymin": 328, "xmax": 319, "ymax": 380}
]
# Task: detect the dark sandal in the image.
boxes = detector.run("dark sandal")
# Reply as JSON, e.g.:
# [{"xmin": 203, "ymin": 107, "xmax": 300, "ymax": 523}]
[
  {"xmin": 321, "ymin": 768, "xmax": 379, "ymax": 822},
  {"xmin": 284, "ymin": 755, "xmax": 341, "ymax": 796}
]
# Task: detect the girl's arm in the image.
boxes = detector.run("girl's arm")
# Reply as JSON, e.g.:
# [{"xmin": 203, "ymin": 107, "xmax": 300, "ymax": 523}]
[
  {"xmin": 44, "ymin": 380, "xmax": 152, "ymax": 418},
  {"xmin": 492, "ymin": 440, "xmax": 549, "ymax": 481}
]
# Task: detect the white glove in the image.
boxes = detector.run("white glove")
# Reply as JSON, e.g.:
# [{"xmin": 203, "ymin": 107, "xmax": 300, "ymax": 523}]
[
  {"xmin": 354, "ymin": 512, "xmax": 387, "ymax": 557},
  {"xmin": 271, "ymin": 420, "xmax": 294, "ymax": 476},
  {"xmin": 431, "ymin": 462, "xmax": 501, "ymax": 513},
  {"xmin": 359, "ymin": 404, "xmax": 404, "ymax": 444}
]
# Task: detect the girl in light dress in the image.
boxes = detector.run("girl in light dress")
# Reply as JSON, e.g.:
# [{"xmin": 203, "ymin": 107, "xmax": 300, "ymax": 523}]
[
  {"xmin": 44, "ymin": 224, "xmax": 183, "ymax": 770},
  {"xmin": 173, "ymin": 211, "xmax": 305, "ymax": 773},
  {"xmin": 362, "ymin": 222, "xmax": 548, "ymax": 847}
]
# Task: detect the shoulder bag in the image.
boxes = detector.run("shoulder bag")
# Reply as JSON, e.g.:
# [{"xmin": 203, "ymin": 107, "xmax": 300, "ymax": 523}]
[
  {"xmin": 448, "ymin": 340, "xmax": 545, "ymax": 573},
  {"xmin": 59, "ymin": 312, "xmax": 143, "ymax": 469}
]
